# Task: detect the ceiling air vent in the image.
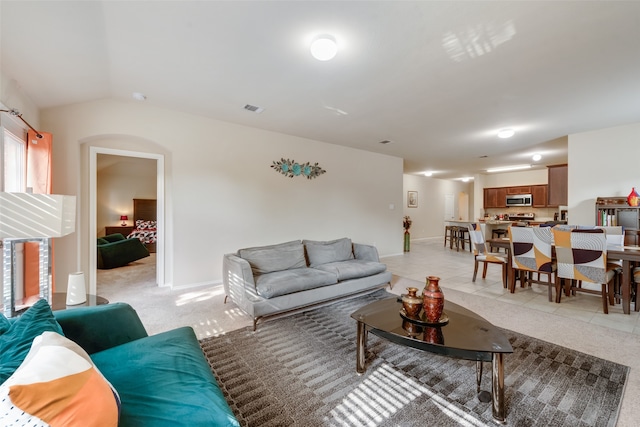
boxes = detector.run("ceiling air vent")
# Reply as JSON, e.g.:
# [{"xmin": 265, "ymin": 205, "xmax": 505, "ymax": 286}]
[{"xmin": 243, "ymin": 104, "xmax": 264, "ymax": 113}]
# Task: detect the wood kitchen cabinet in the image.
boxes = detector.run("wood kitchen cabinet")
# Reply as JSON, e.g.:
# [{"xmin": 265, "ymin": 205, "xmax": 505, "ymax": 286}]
[
  {"xmin": 547, "ymin": 164, "xmax": 568, "ymax": 207},
  {"xmin": 532, "ymin": 185, "xmax": 548, "ymax": 207},
  {"xmin": 506, "ymin": 186, "xmax": 531, "ymax": 195},
  {"xmin": 484, "ymin": 187, "xmax": 507, "ymax": 208}
]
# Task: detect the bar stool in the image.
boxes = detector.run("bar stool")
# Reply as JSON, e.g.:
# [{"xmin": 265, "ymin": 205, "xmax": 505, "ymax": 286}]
[
  {"xmin": 456, "ymin": 227, "xmax": 472, "ymax": 252},
  {"xmin": 491, "ymin": 228, "xmax": 508, "ymax": 253},
  {"xmin": 444, "ymin": 225, "xmax": 455, "ymax": 249}
]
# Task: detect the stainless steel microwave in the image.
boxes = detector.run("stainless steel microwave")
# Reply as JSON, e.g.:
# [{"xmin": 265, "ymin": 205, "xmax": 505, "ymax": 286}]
[{"xmin": 506, "ymin": 194, "xmax": 532, "ymax": 207}]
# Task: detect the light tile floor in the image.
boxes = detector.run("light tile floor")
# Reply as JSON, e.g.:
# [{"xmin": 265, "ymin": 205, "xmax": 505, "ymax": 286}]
[{"xmin": 383, "ymin": 237, "xmax": 640, "ymax": 335}]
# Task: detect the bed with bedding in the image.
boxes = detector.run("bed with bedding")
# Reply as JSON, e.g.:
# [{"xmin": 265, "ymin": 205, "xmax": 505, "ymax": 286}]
[{"xmin": 126, "ymin": 198, "xmax": 157, "ymax": 253}]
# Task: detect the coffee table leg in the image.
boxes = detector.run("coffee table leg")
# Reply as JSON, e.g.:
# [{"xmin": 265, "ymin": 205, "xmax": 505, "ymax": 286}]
[
  {"xmin": 356, "ymin": 317, "xmax": 367, "ymax": 374},
  {"xmin": 492, "ymin": 352, "xmax": 506, "ymax": 424},
  {"xmin": 476, "ymin": 361, "xmax": 491, "ymax": 403}
]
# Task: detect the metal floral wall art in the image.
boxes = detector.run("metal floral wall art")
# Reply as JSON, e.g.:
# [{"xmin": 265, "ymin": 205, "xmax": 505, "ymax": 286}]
[{"xmin": 271, "ymin": 158, "xmax": 326, "ymax": 179}]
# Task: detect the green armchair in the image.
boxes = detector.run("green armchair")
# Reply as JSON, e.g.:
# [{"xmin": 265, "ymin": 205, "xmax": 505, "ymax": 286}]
[{"xmin": 97, "ymin": 233, "xmax": 149, "ymax": 269}]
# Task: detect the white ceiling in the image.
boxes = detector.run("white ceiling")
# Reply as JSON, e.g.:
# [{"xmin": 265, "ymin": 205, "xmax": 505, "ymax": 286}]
[{"xmin": 2, "ymin": 1, "xmax": 640, "ymax": 180}]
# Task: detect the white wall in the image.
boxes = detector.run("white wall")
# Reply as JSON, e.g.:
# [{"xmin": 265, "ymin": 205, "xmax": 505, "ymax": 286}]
[
  {"xmin": 403, "ymin": 174, "xmax": 473, "ymax": 239},
  {"xmin": 568, "ymin": 122, "xmax": 640, "ymax": 225},
  {"xmin": 42, "ymin": 99, "xmax": 403, "ymax": 288}
]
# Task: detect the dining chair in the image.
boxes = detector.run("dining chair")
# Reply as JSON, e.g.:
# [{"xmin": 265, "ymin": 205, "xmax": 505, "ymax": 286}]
[
  {"xmin": 467, "ymin": 223, "xmax": 508, "ymax": 288},
  {"xmin": 508, "ymin": 226, "xmax": 558, "ymax": 302},
  {"xmin": 552, "ymin": 228, "xmax": 616, "ymax": 314},
  {"xmin": 597, "ymin": 226, "xmax": 625, "ymax": 303}
]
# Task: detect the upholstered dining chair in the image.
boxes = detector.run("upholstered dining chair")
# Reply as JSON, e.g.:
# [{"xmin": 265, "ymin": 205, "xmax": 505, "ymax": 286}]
[
  {"xmin": 508, "ymin": 226, "xmax": 558, "ymax": 302},
  {"xmin": 467, "ymin": 223, "xmax": 508, "ymax": 288},
  {"xmin": 597, "ymin": 226, "xmax": 625, "ymax": 303},
  {"xmin": 552, "ymin": 228, "xmax": 616, "ymax": 314}
]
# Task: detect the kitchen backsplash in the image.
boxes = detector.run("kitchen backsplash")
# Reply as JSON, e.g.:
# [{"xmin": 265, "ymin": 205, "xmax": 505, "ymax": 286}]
[{"xmin": 482, "ymin": 207, "xmax": 561, "ymax": 222}]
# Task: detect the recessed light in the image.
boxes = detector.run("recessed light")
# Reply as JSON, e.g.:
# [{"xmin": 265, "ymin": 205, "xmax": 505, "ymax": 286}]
[
  {"xmin": 497, "ymin": 128, "xmax": 515, "ymax": 139},
  {"xmin": 132, "ymin": 92, "xmax": 146, "ymax": 101},
  {"xmin": 486, "ymin": 164, "xmax": 531, "ymax": 173},
  {"xmin": 532, "ymin": 154, "xmax": 542, "ymax": 161},
  {"xmin": 310, "ymin": 35, "xmax": 338, "ymax": 61},
  {"xmin": 424, "ymin": 172, "xmax": 433, "ymax": 177}
]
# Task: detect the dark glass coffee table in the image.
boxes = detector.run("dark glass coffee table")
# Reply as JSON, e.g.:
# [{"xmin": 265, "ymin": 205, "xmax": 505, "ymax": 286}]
[{"xmin": 351, "ymin": 297, "xmax": 513, "ymax": 423}]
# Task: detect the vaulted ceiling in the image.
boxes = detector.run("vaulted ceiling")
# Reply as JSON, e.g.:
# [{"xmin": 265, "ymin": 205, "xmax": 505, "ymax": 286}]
[{"xmin": 2, "ymin": 1, "xmax": 639, "ymax": 179}]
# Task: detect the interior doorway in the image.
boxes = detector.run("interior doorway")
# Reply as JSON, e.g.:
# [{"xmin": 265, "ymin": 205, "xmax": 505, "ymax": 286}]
[{"xmin": 88, "ymin": 147, "xmax": 165, "ymax": 295}]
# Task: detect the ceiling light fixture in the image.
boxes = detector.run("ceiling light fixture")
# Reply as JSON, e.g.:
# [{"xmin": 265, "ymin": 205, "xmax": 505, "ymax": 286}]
[
  {"xmin": 486, "ymin": 164, "xmax": 532, "ymax": 173},
  {"xmin": 424, "ymin": 172, "xmax": 433, "ymax": 177},
  {"xmin": 310, "ymin": 35, "xmax": 338, "ymax": 61},
  {"xmin": 532, "ymin": 153, "xmax": 542, "ymax": 161},
  {"xmin": 132, "ymin": 92, "xmax": 146, "ymax": 101},
  {"xmin": 497, "ymin": 128, "xmax": 515, "ymax": 139}
]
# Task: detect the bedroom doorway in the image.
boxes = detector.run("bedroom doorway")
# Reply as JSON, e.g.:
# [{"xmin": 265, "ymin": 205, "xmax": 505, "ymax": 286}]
[{"xmin": 89, "ymin": 147, "xmax": 165, "ymax": 295}]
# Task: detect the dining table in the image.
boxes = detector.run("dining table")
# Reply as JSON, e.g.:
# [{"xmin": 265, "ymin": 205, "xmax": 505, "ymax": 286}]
[{"xmin": 486, "ymin": 237, "xmax": 640, "ymax": 314}]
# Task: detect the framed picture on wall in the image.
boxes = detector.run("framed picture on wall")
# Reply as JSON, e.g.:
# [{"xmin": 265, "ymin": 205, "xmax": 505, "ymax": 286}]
[{"xmin": 407, "ymin": 191, "xmax": 418, "ymax": 208}]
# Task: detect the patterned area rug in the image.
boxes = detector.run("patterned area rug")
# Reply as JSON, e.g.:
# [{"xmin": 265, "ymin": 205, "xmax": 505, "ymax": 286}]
[{"xmin": 200, "ymin": 290, "xmax": 628, "ymax": 427}]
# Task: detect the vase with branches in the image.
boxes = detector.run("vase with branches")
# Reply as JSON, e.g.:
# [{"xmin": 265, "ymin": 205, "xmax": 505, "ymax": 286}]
[{"xmin": 403, "ymin": 216, "xmax": 412, "ymax": 252}]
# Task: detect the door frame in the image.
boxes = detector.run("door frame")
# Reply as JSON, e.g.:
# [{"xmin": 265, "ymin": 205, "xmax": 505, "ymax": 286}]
[{"xmin": 88, "ymin": 146, "xmax": 165, "ymax": 294}]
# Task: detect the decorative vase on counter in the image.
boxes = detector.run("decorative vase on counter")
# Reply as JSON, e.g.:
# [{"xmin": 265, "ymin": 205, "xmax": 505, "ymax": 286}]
[
  {"xmin": 401, "ymin": 287, "xmax": 423, "ymax": 318},
  {"xmin": 422, "ymin": 276, "xmax": 444, "ymax": 323},
  {"xmin": 404, "ymin": 231, "xmax": 410, "ymax": 252},
  {"xmin": 628, "ymin": 187, "xmax": 639, "ymax": 207}
]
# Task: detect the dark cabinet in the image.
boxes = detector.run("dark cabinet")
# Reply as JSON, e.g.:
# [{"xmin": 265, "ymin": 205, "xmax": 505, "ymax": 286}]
[
  {"xmin": 506, "ymin": 186, "xmax": 531, "ymax": 195},
  {"xmin": 595, "ymin": 197, "xmax": 640, "ymax": 245},
  {"xmin": 547, "ymin": 164, "xmax": 568, "ymax": 207},
  {"xmin": 104, "ymin": 226, "xmax": 134, "ymax": 237},
  {"xmin": 484, "ymin": 188, "xmax": 507, "ymax": 208},
  {"xmin": 532, "ymin": 185, "xmax": 548, "ymax": 207}
]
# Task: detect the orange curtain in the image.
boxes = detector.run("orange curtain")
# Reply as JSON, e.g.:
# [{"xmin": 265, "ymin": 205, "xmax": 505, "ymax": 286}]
[{"xmin": 24, "ymin": 131, "xmax": 54, "ymax": 297}]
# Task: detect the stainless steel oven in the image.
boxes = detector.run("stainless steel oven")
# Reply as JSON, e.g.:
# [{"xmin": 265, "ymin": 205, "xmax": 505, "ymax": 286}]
[{"xmin": 506, "ymin": 194, "xmax": 532, "ymax": 207}]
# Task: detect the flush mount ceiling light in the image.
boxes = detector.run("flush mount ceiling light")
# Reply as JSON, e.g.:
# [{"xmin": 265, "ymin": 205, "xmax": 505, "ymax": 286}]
[
  {"xmin": 532, "ymin": 153, "xmax": 542, "ymax": 161},
  {"xmin": 486, "ymin": 164, "xmax": 532, "ymax": 173},
  {"xmin": 497, "ymin": 128, "xmax": 515, "ymax": 139},
  {"xmin": 423, "ymin": 172, "xmax": 433, "ymax": 177},
  {"xmin": 310, "ymin": 35, "xmax": 338, "ymax": 61},
  {"xmin": 132, "ymin": 92, "xmax": 146, "ymax": 101}
]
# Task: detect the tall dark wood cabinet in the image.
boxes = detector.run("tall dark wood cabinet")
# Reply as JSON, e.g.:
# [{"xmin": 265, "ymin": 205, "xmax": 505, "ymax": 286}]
[{"xmin": 547, "ymin": 164, "xmax": 568, "ymax": 207}]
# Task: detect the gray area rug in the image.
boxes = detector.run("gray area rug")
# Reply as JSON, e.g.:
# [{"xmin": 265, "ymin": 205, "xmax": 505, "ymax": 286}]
[{"xmin": 200, "ymin": 290, "xmax": 628, "ymax": 427}]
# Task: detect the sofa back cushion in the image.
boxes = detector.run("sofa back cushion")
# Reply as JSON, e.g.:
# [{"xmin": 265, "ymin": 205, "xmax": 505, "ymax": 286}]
[
  {"xmin": 238, "ymin": 240, "xmax": 307, "ymax": 276},
  {"xmin": 303, "ymin": 238, "xmax": 354, "ymax": 267}
]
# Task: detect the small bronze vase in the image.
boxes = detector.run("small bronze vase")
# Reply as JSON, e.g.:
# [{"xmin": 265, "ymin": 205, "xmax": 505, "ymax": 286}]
[
  {"xmin": 401, "ymin": 287, "xmax": 423, "ymax": 318},
  {"xmin": 422, "ymin": 276, "xmax": 444, "ymax": 323}
]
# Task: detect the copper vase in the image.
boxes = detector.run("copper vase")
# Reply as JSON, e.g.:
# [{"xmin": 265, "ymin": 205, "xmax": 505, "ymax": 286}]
[
  {"xmin": 401, "ymin": 287, "xmax": 423, "ymax": 318},
  {"xmin": 422, "ymin": 276, "xmax": 444, "ymax": 323}
]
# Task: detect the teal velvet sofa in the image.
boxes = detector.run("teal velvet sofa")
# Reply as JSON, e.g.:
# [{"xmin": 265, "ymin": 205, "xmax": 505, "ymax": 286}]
[
  {"xmin": 97, "ymin": 233, "xmax": 150, "ymax": 269},
  {"xmin": 0, "ymin": 300, "xmax": 239, "ymax": 427}
]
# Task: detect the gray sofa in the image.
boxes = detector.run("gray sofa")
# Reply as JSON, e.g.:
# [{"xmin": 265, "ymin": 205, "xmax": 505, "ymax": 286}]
[{"xmin": 223, "ymin": 238, "xmax": 392, "ymax": 329}]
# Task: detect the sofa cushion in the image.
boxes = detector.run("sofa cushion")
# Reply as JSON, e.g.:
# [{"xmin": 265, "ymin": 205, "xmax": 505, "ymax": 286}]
[
  {"xmin": 0, "ymin": 299, "xmax": 64, "ymax": 383},
  {"xmin": 303, "ymin": 238, "xmax": 354, "ymax": 267},
  {"xmin": 91, "ymin": 326, "xmax": 239, "ymax": 427},
  {"xmin": 255, "ymin": 267, "xmax": 338, "ymax": 298},
  {"xmin": 314, "ymin": 260, "xmax": 387, "ymax": 281},
  {"xmin": 239, "ymin": 240, "xmax": 306, "ymax": 276},
  {"xmin": 0, "ymin": 331, "xmax": 120, "ymax": 426}
]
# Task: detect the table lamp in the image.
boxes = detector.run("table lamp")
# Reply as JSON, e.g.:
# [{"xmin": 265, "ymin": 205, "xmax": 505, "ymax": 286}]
[
  {"xmin": 0, "ymin": 192, "xmax": 76, "ymax": 317},
  {"xmin": 120, "ymin": 215, "xmax": 128, "ymax": 226}
]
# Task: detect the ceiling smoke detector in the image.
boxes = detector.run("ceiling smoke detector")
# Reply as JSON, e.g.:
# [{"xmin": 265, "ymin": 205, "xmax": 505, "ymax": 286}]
[
  {"xmin": 132, "ymin": 92, "xmax": 146, "ymax": 101},
  {"xmin": 243, "ymin": 104, "xmax": 265, "ymax": 113}
]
